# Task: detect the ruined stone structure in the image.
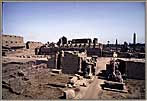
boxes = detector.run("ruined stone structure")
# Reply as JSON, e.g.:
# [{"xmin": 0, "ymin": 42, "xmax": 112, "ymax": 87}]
[
  {"xmin": 71, "ymin": 38, "xmax": 92, "ymax": 44},
  {"xmin": 57, "ymin": 36, "xmax": 67, "ymax": 46},
  {"xmin": 1, "ymin": 34, "xmax": 25, "ymax": 49},
  {"xmin": 93, "ymin": 38, "xmax": 98, "ymax": 48},
  {"xmin": 1, "ymin": 34, "xmax": 25, "ymax": 56},
  {"xmin": 47, "ymin": 51, "xmax": 96, "ymax": 75},
  {"xmin": 105, "ymin": 58, "xmax": 145, "ymax": 80},
  {"xmin": 117, "ymin": 59, "xmax": 145, "ymax": 80},
  {"xmin": 26, "ymin": 41, "xmax": 43, "ymax": 49},
  {"xmin": 36, "ymin": 43, "xmax": 103, "ymax": 57},
  {"xmin": 35, "ymin": 37, "xmax": 103, "ymax": 57},
  {"xmin": 62, "ymin": 52, "xmax": 82, "ymax": 74},
  {"xmin": 47, "ymin": 53, "xmax": 57, "ymax": 69},
  {"xmin": 47, "ymin": 51, "xmax": 85, "ymax": 74},
  {"xmin": 37, "ymin": 45, "xmax": 103, "ymax": 56}
]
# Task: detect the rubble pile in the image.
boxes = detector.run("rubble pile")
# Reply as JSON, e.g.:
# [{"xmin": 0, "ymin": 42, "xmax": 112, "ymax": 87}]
[{"xmin": 2, "ymin": 60, "xmax": 69, "ymax": 99}]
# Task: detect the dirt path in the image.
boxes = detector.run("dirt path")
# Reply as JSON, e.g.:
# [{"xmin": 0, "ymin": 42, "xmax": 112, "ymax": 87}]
[
  {"xmin": 81, "ymin": 58, "xmax": 111, "ymax": 99},
  {"xmin": 81, "ymin": 76, "xmax": 105, "ymax": 99},
  {"xmin": 82, "ymin": 77, "xmax": 97, "ymax": 99}
]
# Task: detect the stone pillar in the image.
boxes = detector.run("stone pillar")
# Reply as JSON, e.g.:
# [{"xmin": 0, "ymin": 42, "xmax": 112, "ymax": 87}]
[
  {"xmin": 87, "ymin": 64, "xmax": 92, "ymax": 76},
  {"xmin": 55, "ymin": 52, "xmax": 59, "ymax": 69}
]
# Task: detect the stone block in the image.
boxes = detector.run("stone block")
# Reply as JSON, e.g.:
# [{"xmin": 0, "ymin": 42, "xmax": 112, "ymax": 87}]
[
  {"xmin": 104, "ymin": 81, "xmax": 125, "ymax": 90},
  {"xmin": 64, "ymin": 89, "xmax": 75, "ymax": 99},
  {"xmin": 51, "ymin": 69, "xmax": 62, "ymax": 74},
  {"xmin": 47, "ymin": 82, "xmax": 67, "ymax": 88},
  {"xmin": 69, "ymin": 76, "xmax": 78, "ymax": 84}
]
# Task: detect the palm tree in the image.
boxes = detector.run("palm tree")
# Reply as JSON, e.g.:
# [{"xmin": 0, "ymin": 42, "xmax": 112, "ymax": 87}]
[
  {"xmin": 107, "ymin": 41, "xmax": 110, "ymax": 44},
  {"xmin": 107, "ymin": 41, "xmax": 110, "ymax": 47}
]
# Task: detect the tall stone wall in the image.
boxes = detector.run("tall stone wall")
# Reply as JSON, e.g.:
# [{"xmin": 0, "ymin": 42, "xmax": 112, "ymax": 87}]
[{"xmin": 1, "ymin": 34, "xmax": 25, "ymax": 48}]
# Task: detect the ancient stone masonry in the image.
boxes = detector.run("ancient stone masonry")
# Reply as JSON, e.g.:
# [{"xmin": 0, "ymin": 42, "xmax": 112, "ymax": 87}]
[
  {"xmin": 99, "ymin": 57, "xmax": 127, "ymax": 92},
  {"xmin": 46, "ymin": 50, "xmax": 96, "ymax": 75},
  {"xmin": 61, "ymin": 52, "xmax": 82, "ymax": 74},
  {"xmin": 1, "ymin": 34, "xmax": 26, "ymax": 56},
  {"xmin": 36, "ymin": 38, "xmax": 103, "ymax": 57},
  {"xmin": 71, "ymin": 38, "xmax": 92, "ymax": 44},
  {"xmin": 47, "ymin": 51, "xmax": 84, "ymax": 74},
  {"xmin": 1, "ymin": 34, "xmax": 25, "ymax": 49},
  {"xmin": 26, "ymin": 41, "xmax": 43, "ymax": 49},
  {"xmin": 57, "ymin": 36, "xmax": 67, "ymax": 46},
  {"xmin": 117, "ymin": 59, "xmax": 145, "ymax": 80},
  {"xmin": 103, "ymin": 58, "xmax": 145, "ymax": 80}
]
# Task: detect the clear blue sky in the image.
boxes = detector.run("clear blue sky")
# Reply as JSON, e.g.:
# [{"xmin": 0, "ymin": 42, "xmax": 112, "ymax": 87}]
[{"xmin": 2, "ymin": 2, "xmax": 145, "ymax": 44}]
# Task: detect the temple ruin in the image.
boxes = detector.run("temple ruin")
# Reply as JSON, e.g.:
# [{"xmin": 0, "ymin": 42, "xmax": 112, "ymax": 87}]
[{"xmin": 2, "ymin": 33, "xmax": 145, "ymax": 100}]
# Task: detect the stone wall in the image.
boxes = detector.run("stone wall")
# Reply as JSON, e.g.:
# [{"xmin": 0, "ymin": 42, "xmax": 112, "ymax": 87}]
[
  {"xmin": 87, "ymin": 48, "xmax": 102, "ymax": 56},
  {"xmin": 26, "ymin": 41, "xmax": 43, "ymax": 49},
  {"xmin": 1, "ymin": 34, "xmax": 25, "ymax": 48},
  {"xmin": 47, "ymin": 54, "xmax": 57, "ymax": 69},
  {"xmin": 126, "ymin": 61, "xmax": 145, "ymax": 80},
  {"xmin": 47, "ymin": 52, "xmax": 82, "ymax": 74},
  {"xmin": 62, "ymin": 52, "xmax": 81, "ymax": 74},
  {"xmin": 38, "ymin": 44, "xmax": 103, "ymax": 57},
  {"xmin": 60, "ymin": 43, "xmax": 103, "ymax": 49},
  {"xmin": 71, "ymin": 38, "xmax": 91, "ymax": 44}
]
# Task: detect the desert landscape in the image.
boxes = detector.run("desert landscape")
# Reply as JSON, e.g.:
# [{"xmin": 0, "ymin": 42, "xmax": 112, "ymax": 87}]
[
  {"xmin": 2, "ymin": 2, "xmax": 145, "ymax": 100},
  {"xmin": 2, "ymin": 49, "xmax": 145, "ymax": 99}
]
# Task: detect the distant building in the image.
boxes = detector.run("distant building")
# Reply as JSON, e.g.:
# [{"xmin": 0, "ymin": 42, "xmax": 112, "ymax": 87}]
[
  {"xmin": 1, "ymin": 34, "xmax": 25, "ymax": 49},
  {"xmin": 26, "ymin": 41, "xmax": 43, "ymax": 49},
  {"xmin": 1, "ymin": 34, "xmax": 25, "ymax": 56},
  {"xmin": 71, "ymin": 38, "xmax": 92, "ymax": 44},
  {"xmin": 57, "ymin": 36, "xmax": 67, "ymax": 46},
  {"xmin": 37, "ymin": 37, "xmax": 103, "ymax": 57},
  {"xmin": 93, "ymin": 38, "xmax": 98, "ymax": 48},
  {"xmin": 61, "ymin": 36, "xmax": 67, "ymax": 45}
]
